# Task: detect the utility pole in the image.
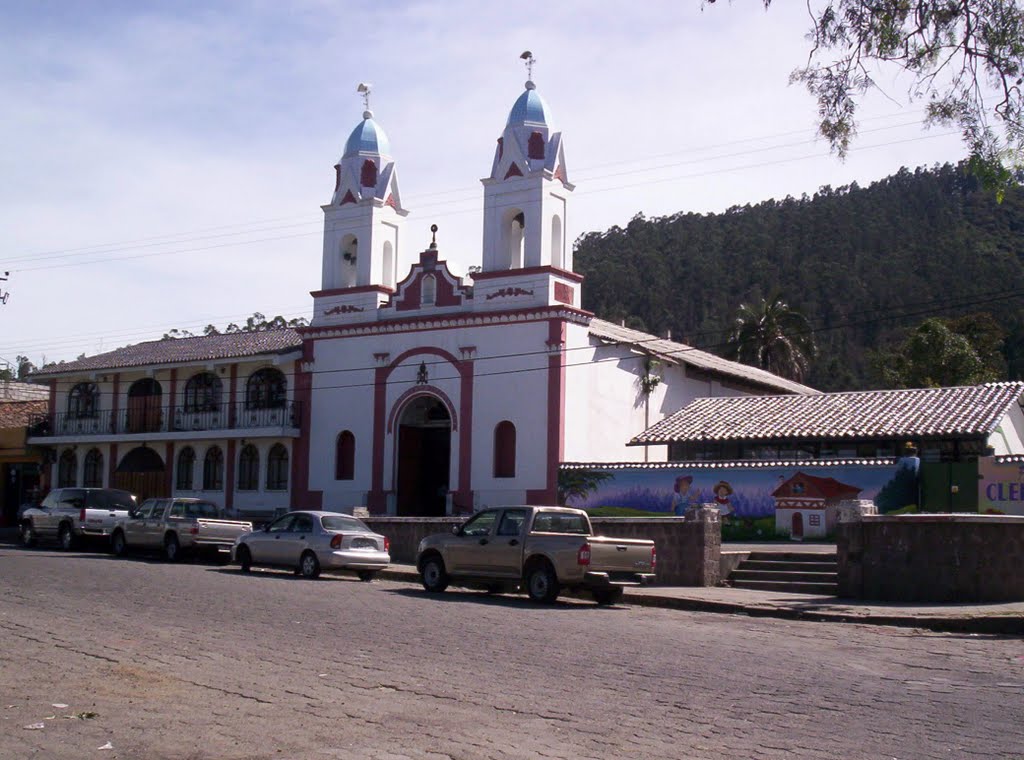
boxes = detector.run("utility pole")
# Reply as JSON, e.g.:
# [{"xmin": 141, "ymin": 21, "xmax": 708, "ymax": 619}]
[{"xmin": 0, "ymin": 272, "xmax": 9, "ymax": 305}]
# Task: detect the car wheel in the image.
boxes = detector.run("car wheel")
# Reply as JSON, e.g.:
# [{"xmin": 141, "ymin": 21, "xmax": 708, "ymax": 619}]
[
  {"xmin": 299, "ymin": 551, "xmax": 321, "ymax": 579},
  {"xmin": 593, "ymin": 588, "xmax": 623, "ymax": 606},
  {"xmin": 236, "ymin": 545, "xmax": 252, "ymax": 573},
  {"xmin": 357, "ymin": 570, "xmax": 376, "ymax": 582},
  {"xmin": 164, "ymin": 534, "xmax": 180, "ymax": 563},
  {"xmin": 420, "ymin": 555, "xmax": 449, "ymax": 593},
  {"xmin": 111, "ymin": 530, "xmax": 127, "ymax": 557},
  {"xmin": 526, "ymin": 563, "xmax": 560, "ymax": 604},
  {"xmin": 58, "ymin": 522, "xmax": 75, "ymax": 552},
  {"xmin": 20, "ymin": 521, "xmax": 36, "ymax": 548}
]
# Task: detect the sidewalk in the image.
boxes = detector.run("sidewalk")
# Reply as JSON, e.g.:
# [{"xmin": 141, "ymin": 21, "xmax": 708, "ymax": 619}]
[{"xmin": 376, "ymin": 563, "xmax": 1024, "ymax": 635}]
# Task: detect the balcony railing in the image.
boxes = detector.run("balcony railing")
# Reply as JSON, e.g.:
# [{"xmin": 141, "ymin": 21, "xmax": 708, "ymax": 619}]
[{"xmin": 27, "ymin": 401, "xmax": 302, "ymax": 438}]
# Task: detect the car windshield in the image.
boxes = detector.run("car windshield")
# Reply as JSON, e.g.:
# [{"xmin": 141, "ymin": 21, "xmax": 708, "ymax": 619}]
[{"xmin": 320, "ymin": 515, "xmax": 371, "ymax": 533}]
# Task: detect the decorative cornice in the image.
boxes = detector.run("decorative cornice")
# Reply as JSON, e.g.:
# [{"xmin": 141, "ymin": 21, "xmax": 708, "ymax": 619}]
[
  {"xmin": 301, "ymin": 306, "xmax": 593, "ymax": 341},
  {"xmin": 471, "ymin": 265, "xmax": 584, "ymax": 284}
]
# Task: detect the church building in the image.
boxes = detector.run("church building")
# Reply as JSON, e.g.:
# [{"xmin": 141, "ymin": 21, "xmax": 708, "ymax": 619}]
[{"xmin": 28, "ymin": 71, "xmax": 812, "ymax": 518}]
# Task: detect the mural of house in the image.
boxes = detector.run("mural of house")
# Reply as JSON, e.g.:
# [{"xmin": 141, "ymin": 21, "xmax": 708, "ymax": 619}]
[
  {"xmin": 771, "ymin": 471, "xmax": 861, "ymax": 539},
  {"xmin": 24, "ymin": 74, "xmax": 813, "ymax": 519}
]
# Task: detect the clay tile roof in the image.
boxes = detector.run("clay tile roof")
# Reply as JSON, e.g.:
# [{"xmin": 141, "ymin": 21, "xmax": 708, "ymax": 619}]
[
  {"xmin": 32, "ymin": 330, "xmax": 304, "ymax": 377},
  {"xmin": 0, "ymin": 399, "xmax": 48, "ymax": 429},
  {"xmin": 588, "ymin": 318, "xmax": 818, "ymax": 396},
  {"xmin": 631, "ymin": 381, "xmax": 1024, "ymax": 445}
]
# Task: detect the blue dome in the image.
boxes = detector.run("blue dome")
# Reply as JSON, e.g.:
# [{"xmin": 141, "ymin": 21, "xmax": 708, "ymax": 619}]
[
  {"xmin": 343, "ymin": 113, "xmax": 391, "ymax": 158},
  {"xmin": 506, "ymin": 83, "xmax": 551, "ymax": 128}
]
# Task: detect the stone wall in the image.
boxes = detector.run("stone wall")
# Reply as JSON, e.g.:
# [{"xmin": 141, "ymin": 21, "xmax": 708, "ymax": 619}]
[
  {"xmin": 837, "ymin": 513, "xmax": 1024, "ymax": 602},
  {"xmin": 364, "ymin": 510, "xmax": 721, "ymax": 586}
]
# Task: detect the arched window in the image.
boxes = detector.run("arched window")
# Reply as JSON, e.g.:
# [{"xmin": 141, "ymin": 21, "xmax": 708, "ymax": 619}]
[
  {"xmin": 203, "ymin": 446, "xmax": 224, "ymax": 491},
  {"xmin": 238, "ymin": 444, "xmax": 259, "ymax": 491},
  {"xmin": 421, "ymin": 274, "xmax": 436, "ymax": 306},
  {"xmin": 176, "ymin": 446, "xmax": 195, "ymax": 491},
  {"xmin": 360, "ymin": 159, "xmax": 378, "ymax": 187},
  {"xmin": 494, "ymin": 421, "xmax": 517, "ymax": 478},
  {"xmin": 551, "ymin": 214, "xmax": 563, "ymax": 269},
  {"xmin": 246, "ymin": 368, "xmax": 286, "ymax": 410},
  {"xmin": 83, "ymin": 448, "xmax": 103, "ymax": 488},
  {"xmin": 335, "ymin": 431, "xmax": 355, "ymax": 480},
  {"xmin": 58, "ymin": 449, "xmax": 78, "ymax": 488},
  {"xmin": 339, "ymin": 234, "xmax": 358, "ymax": 288},
  {"xmin": 183, "ymin": 372, "xmax": 222, "ymax": 412},
  {"xmin": 527, "ymin": 131, "xmax": 545, "ymax": 159},
  {"xmin": 68, "ymin": 383, "xmax": 99, "ymax": 419},
  {"xmin": 266, "ymin": 444, "xmax": 289, "ymax": 490},
  {"xmin": 505, "ymin": 210, "xmax": 525, "ymax": 269}
]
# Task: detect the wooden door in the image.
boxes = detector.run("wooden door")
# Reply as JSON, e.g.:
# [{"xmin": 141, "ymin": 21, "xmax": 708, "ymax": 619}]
[
  {"xmin": 791, "ymin": 512, "xmax": 804, "ymax": 539},
  {"xmin": 396, "ymin": 426, "xmax": 422, "ymax": 516}
]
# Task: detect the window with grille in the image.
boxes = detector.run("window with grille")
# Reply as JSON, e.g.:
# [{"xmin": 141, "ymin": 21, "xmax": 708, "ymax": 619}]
[
  {"xmin": 203, "ymin": 446, "xmax": 224, "ymax": 490},
  {"xmin": 266, "ymin": 443, "xmax": 289, "ymax": 490},
  {"xmin": 238, "ymin": 444, "xmax": 259, "ymax": 491}
]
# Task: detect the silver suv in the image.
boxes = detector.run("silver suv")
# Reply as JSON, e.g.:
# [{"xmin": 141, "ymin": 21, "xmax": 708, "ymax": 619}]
[{"xmin": 20, "ymin": 487, "xmax": 137, "ymax": 550}]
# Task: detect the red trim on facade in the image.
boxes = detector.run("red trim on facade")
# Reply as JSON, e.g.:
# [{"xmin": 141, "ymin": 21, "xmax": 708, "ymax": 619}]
[
  {"xmin": 165, "ymin": 442, "xmax": 175, "ymax": 494},
  {"xmin": 225, "ymin": 439, "xmax": 236, "ymax": 512},
  {"xmin": 554, "ymin": 282, "xmax": 574, "ymax": 305},
  {"xmin": 228, "ymin": 365, "xmax": 238, "ymax": 428},
  {"xmin": 310, "ymin": 284, "xmax": 395, "ymax": 298},
  {"xmin": 108, "ymin": 443, "xmax": 118, "ymax": 491},
  {"xmin": 111, "ymin": 374, "xmax": 121, "ymax": 429},
  {"xmin": 455, "ymin": 357, "xmax": 474, "ymax": 514},
  {"xmin": 47, "ymin": 379, "xmax": 57, "ymax": 427},
  {"xmin": 168, "ymin": 368, "xmax": 178, "ymax": 416},
  {"xmin": 470, "ymin": 265, "xmax": 585, "ymax": 284},
  {"xmin": 368, "ymin": 366, "xmax": 388, "ymax": 513},
  {"xmin": 290, "ymin": 346, "xmax": 321, "ymax": 509},
  {"xmin": 526, "ymin": 318, "xmax": 565, "ymax": 505},
  {"xmin": 340, "ymin": 189, "xmax": 357, "ymax": 205},
  {"xmin": 504, "ymin": 163, "xmax": 523, "ymax": 179},
  {"xmin": 527, "ymin": 132, "xmax": 545, "ymax": 159},
  {"xmin": 360, "ymin": 159, "xmax": 378, "ymax": 188}
]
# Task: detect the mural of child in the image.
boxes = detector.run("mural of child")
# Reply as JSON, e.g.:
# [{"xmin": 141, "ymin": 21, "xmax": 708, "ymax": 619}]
[
  {"xmin": 712, "ymin": 480, "xmax": 734, "ymax": 518},
  {"xmin": 671, "ymin": 475, "xmax": 694, "ymax": 516}
]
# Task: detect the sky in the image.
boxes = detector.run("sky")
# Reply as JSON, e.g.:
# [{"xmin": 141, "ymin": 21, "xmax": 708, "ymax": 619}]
[{"xmin": 0, "ymin": 1, "xmax": 969, "ymax": 369}]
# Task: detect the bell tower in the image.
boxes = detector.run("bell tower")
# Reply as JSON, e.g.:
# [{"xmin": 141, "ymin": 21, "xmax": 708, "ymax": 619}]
[
  {"xmin": 480, "ymin": 53, "xmax": 574, "ymax": 274},
  {"xmin": 314, "ymin": 85, "xmax": 409, "ymax": 326}
]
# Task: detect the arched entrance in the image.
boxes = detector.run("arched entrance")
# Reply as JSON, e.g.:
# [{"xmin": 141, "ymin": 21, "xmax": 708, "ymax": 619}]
[
  {"xmin": 113, "ymin": 446, "xmax": 168, "ymax": 503},
  {"xmin": 395, "ymin": 395, "xmax": 451, "ymax": 516}
]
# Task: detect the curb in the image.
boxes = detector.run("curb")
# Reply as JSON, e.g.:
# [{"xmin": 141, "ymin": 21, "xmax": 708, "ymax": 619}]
[{"xmin": 374, "ymin": 567, "xmax": 1023, "ymax": 635}]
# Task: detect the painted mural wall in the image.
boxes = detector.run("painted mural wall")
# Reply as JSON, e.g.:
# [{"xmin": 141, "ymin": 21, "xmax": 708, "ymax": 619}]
[
  {"xmin": 978, "ymin": 458, "xmax": 1024, "ymax": 516},
  {"xmin": 561, "ymin": 459, "xmax": 919, "ymax": 537}
]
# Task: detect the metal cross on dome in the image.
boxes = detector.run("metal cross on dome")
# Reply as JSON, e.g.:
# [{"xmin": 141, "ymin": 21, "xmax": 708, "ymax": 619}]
[
  {"xmin": 520, "ymin": 51, "xmax": 535, "ymax": 80},
  {"xmin": 357, "ymin": 82, "xmax": 372, "ymax": 111}
]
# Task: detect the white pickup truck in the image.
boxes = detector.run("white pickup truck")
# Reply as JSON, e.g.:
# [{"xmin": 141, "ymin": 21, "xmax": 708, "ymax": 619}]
[
  {"xmin": 416, "ymin": 506, "xmax": 656, "ymax": 605},
  {"xmin": 110, "ymin": 498, "xmax": 253, "ymax": 562},
  {"xmin": 20, "ymin": 487, "xmax": 137, "ymax": 550}
]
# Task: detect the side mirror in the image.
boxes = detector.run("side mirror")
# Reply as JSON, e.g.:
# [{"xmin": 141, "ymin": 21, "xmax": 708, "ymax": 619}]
[
  {"xmin": 263, "ymin": 524, "xmax": 271, "ymax": 533},
  {"xmin": 451, "ymin": 524, "xmax": 460, "ymax": 535}
]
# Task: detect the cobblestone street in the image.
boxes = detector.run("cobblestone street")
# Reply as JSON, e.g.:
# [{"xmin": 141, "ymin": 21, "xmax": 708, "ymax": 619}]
[{"xmin": 2, "ymin": 546, "xmax": 1022, "ymax": 759}]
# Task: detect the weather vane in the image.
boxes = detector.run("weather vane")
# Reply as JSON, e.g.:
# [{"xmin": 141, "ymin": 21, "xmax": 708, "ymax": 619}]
[
  {"xmin": 520, "ymin": 50, "xmax": 535, "ymax": 80},
  {"xmin": 357, "ymin": 82, "xmax": 372, "ymax": 112}
]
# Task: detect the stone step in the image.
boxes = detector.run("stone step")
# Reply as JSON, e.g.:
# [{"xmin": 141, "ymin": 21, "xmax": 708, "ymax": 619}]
[
  {"xmin": 730, "ymin": 569, "xmax": 837, "ymax": 583},
  {"xmin": 731, "ymin": 578, "xmax": 839, "ymax": 594},
  {"xmin": 741, "ymin": 560, "xmax": 838, "ymax": 573},
  {"xmin": 746, "ymin": 551, "xmax": 838, "ymax": 563}
]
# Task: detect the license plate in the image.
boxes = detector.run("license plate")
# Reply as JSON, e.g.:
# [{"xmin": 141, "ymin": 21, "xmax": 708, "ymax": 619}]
[{"xmin": 352, "ymin": 538, "xmax": 376, "ymax": 549}]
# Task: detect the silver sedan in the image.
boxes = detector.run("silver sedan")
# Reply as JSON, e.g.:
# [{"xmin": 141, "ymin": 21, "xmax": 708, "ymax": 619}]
[{"xmin": 232, "ymin": 511, "xmax": 390, "ymax": 580}]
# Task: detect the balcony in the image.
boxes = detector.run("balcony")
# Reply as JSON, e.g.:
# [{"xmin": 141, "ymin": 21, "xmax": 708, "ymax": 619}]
[{"xmin": 27, "ymin": 401, "xmax": 303, "ymax": 439}]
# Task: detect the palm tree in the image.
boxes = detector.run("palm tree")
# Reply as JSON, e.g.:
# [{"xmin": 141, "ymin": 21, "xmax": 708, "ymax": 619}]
[{"xmin": 727, "ymin": 294, "xmax": 816, "ymax": 382}]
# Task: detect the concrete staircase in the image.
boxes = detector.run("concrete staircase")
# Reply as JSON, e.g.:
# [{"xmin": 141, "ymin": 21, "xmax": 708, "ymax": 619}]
[{"xmin": 728, "ymin": 550, "xmax": 838, "ymax": 595}]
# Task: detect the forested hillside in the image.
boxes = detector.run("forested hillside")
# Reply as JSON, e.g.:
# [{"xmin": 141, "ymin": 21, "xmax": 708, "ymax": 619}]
[{"xmin": 574, "ymin": 163, "xmax": 1024, "ymax": 391}]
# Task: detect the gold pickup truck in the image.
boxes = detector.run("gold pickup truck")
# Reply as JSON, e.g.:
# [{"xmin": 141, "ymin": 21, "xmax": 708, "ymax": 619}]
[{"xmin": 416, "ymin": 506, "xmax": 656, "ymax": 605}]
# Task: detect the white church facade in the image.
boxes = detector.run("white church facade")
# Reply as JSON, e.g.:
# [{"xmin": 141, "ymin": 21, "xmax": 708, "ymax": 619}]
[{"xmin": 28, "ymin": 75, "xmax": 814, "ymax": 518}]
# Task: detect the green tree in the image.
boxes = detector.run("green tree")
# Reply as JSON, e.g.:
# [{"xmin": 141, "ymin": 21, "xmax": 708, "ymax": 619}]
[
  {"xmin": 164, "ymin": 312, "xmax": 308, "ymax": 339},
  {"xmin": 872, "ymin": 317, "xmax": 1000, "ymax": 386},
  {"xmin": 727, "ymin": 294, "xmax": 817, "ymax": 382},
  {"xmin": 557, "ymin": 469, "xmax": 613, "ymax": 507},
  {"xmin": 707, "ymin": 1, "xmax": 1024, "ymax": 196}
]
